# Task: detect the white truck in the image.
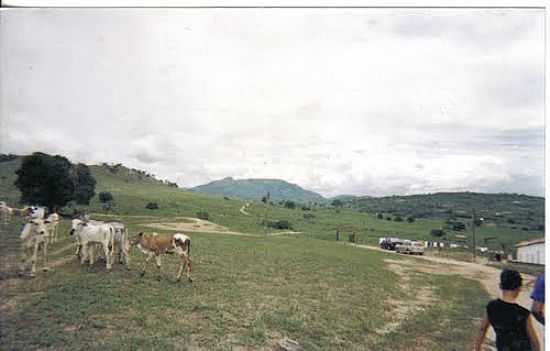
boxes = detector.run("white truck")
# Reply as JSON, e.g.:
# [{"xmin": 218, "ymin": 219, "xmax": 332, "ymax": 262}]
[{"xmin": 395, "ymin": 240, "xmax": 425, "ymax": 255}]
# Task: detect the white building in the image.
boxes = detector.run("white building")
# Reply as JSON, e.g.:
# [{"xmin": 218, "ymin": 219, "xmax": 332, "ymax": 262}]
[{"xmin": 515, "ymin": 238, "xmax": 545, "ymax": 265}]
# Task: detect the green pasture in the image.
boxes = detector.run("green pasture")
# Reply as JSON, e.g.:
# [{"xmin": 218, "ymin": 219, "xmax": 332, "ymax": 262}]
[
  {"xmin": 0, "ymin": 216, "xmax": 489, "ymax": 350},
  {"xmin": 0, "ymin": 159, "xmax": 543, "ymax": 254}
]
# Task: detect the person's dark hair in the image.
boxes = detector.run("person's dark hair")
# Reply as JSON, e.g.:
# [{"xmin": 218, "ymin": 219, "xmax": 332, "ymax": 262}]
[{"xmin": 500, "ymin": 269, "xmax": 522, "ymax": 290}]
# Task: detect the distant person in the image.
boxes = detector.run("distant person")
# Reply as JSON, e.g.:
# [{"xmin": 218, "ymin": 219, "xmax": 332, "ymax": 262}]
[
  {"xmin": 530, "ymin": 274, "xmax": 545, "ymax": 325},
  {"xmin": 474, "ymin": 269, "xmax": 540, "ymax": 351}
]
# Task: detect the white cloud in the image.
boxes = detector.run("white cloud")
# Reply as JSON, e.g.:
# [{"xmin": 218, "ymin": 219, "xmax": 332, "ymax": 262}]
[{"xmin": 0, "ymin": 8, "xmax": 544, "ymax": 197}]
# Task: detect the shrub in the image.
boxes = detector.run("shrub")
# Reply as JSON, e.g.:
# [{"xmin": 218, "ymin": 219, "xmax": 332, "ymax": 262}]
[
  {"xmin": 394, "ymin": 215, "xmax": 403, "ymax": 222},
  {"xmin": 377, "ymin": 213, "xmax": 384, "ymax": 219},
  {"xmin": 303, "ymin": 213, "xmax": 315, "ymax": 219},
  {"xmin": 406, "ymin": 216, "xmax": 415, "ymax": 223},
  {"xmin": 386, "ymin": 217, "xmax": 392, "ymax": 221},
  {"xmin": 145, "ymin": 202, "xmax": 159, "ymax": 210},
  {"xmin": 262, "ymin": 219, "xmax": 292, "ymax": 230},
  {"xmin": 99, "ymin": 191, "xmax": 114, "ymax": 203},
  {"xmin": 224, "ymin": 196, "xmax": 230, "ymax": 200},
  {"xmin": 284, "ymin": 201, "xmax": 296, "ymax": 209},
  {"xmin": 273, "ymin": 220, "xmax": 291, "ymax": 230},
  {"xmin": 430, "ymin": 229, "xmax": 445, "ymax": 237},
  {"xmin": 197, "ymin": 211, "xmax": 209, "ymax": 220}
]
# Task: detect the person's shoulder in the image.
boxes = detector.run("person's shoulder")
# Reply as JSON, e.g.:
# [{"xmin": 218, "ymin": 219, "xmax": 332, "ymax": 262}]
[
  {"xmin": 486, "ymin": 299, "xmax": 502, "ymax": 310},
  {"xmin": 514, "ymin": 303, "xmax": 531, "ymax": 316}
]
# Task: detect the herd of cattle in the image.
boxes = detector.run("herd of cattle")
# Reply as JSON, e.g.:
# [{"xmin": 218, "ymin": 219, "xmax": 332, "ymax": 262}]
[{"xmin": 0, "ymin": 201, "xmax": 193, "ymax": 282}]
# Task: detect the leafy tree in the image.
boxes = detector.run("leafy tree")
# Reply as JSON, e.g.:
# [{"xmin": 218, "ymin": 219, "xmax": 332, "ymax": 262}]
[
  {"xmin": 377, "ymin": 213, "xmax": 384, "ymax": 219},
  {"xmin": 74, "ymin": 163, "xmax": 96, "ymax": 205},
  {"xmin": 394, "ymin": 215, "xmax": 403, "ymax": 222},
  {"xmin": 331, "ymin": 199, "xmax": 343, "ymax": 208},
  {"xmin": 406, "ymin": 216, "xmax": 415, "ymax": 223},
  {"xmin": 15, "ymin": 152, "xmax": 75, "ymax": 211}
]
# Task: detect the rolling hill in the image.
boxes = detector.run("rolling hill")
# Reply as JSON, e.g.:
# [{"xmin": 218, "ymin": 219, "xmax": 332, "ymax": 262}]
[
  {"xmin": 0, "ymin": 153, "xmax": 544, "ymax": 252},
  {"xmin": 343, "ymin": 192, "xmax": 545, "ymax": 231},
  {"xmin": 190, "ymin": 177, "xmax": 326, "ymax": 203}
]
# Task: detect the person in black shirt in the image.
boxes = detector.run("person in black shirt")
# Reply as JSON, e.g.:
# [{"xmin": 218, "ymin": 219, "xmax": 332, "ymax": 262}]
[{"xmin": 474, "ymin": 269, "xmax": 540, "ymax": 351}]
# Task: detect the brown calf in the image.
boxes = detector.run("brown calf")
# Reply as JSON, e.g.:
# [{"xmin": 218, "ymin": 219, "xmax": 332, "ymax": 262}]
[{"xmin": 132, "ymin": 232, "xmax": 192, "ymax": 282}]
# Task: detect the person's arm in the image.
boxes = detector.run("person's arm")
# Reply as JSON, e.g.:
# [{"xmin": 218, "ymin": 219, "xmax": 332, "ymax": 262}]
[
  {"xmin": 526, "ymin": 315, "xmax": 541, "ymax": 351},
  {"xmin": 531, "ymin": 301, "xmax": 545, "ymax": 325},
  {"xmin": 473, "ymin": 315, "xmax": 490, "ymax": 351}
]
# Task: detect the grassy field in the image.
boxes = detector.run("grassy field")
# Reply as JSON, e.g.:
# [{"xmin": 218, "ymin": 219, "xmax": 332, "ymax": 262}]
[
  {"xmin": 0, "ymin": 157, "xmax": 538, "ymax": 349},
  {"xmin": 0, "ymin": 158, "xmax": 543, "ymax": 254},
  {"xmin": 0, "ymin": 216, "xmax": 489, "ymax": 350}
]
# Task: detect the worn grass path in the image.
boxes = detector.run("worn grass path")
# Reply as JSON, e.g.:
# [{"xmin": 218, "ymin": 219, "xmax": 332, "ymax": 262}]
[{"xmin": 349, "ymin": 243, "xmax": 545, "ymax": 350}]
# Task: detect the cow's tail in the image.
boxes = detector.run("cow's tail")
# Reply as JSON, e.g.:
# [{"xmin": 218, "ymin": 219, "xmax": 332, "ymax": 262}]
[{"xmin": 187, "ymin": 239, "xmax": 191, "ymax": 257}]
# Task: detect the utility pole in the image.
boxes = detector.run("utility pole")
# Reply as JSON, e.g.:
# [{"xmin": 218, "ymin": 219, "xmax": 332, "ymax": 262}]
[{"xmin": 472, "ymin": 209, "xmax": 476, "ymax": 262}]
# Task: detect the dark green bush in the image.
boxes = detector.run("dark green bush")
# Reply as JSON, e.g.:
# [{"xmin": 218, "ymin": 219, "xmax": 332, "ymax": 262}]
[
  {"xmin": 197, "ymin": 211, "xmax": 209, "ymax": 220},
  {"xmin": 145, "ymin": 202, "xmax": 159, "ymax": 210},
  {"xmin": 99, "ymin": 192, "xmax": 114, "ymax": 203}
]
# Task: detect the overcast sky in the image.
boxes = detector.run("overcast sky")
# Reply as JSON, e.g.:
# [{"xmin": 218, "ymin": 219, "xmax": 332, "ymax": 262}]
[{"xmin": 0, "ymin": 8, "xmax": 545, "ymax": 197}]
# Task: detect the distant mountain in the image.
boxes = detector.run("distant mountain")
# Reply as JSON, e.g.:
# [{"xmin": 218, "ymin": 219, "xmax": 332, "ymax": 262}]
[
  {"xmin": 329, "ymin": 194, "xmax": 360, "ymax": 202},
  {"xmin": 190, "ymin": 177, "xmax": 326, "ymax": 203}
]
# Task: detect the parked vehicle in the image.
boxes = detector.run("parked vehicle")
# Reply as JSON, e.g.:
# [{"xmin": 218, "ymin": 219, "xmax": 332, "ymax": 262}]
[
  {"xmin": 396, "ymin": 240, "xmax": 425, "ymax": 255},
  {"xmin": 379, "ymin": 237, "xmax": 404, "ymax": 251}
]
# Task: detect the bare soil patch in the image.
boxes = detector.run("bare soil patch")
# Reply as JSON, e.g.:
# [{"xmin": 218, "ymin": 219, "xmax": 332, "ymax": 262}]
[
  {"xmin": 139, "ymin": 217, "xmax": 255, "ymax": 236},
  {"xmin": 374, "ymin": 258, "xmax": 436, "ymax": 336}
]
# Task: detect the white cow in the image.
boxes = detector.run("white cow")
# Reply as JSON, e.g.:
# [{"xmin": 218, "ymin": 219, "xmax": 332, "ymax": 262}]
[
  {"xmin": 107, "ymin": 221, "xmax": 130, "ymax": 266},
  {"xmin": 24, "ymin": 206, "xmax": 46, "ymax": 220},
  {"xmin": 70, "ymin": 219, "xmax": 115, "ymax": 270},
  {"xmin": 19, "ymin": 218, "xmax": 50, "ymax": 277},
  {"xmin": 45, "ymin": 213, "xmax": 60, "ymax": 244},
  {"xmin": 0, "ymin": 201, "xmax": 13, "ymax": 224}
]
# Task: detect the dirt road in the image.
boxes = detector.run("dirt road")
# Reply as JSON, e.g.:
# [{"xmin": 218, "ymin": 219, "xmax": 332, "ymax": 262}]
[{"xmin": 350, "ymin": 244, "xmax": 545, "ymax": 350}]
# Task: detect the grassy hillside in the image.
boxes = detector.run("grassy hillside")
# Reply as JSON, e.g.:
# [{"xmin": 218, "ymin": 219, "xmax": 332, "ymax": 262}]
[
  {"xmin": 190, "ymin": 177, "xmax": 326, "ymax": 203},
  {"xmin": 0, "ymin": 156, "xmax": 544, "ymax": 253},
  {"xmin": 345, "ymin": 192, "xmax": 544, "ymax": 231}
]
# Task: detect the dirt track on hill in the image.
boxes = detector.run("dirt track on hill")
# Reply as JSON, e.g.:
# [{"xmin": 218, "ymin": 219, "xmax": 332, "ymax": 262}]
[{"xmin": 350, "ymin": 244, "xmax": 544, "ymax": 350}]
